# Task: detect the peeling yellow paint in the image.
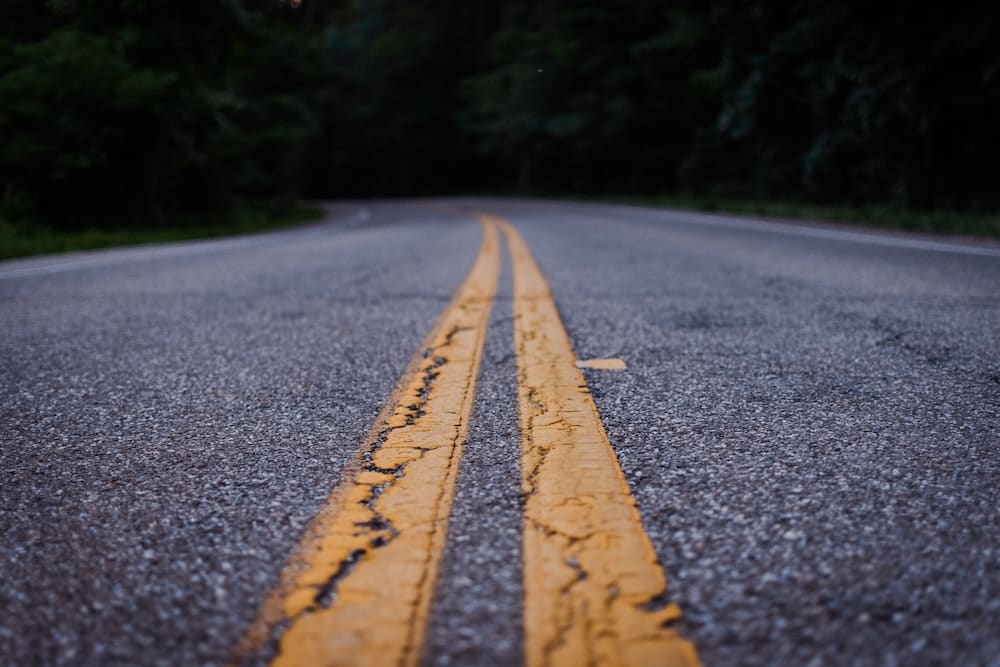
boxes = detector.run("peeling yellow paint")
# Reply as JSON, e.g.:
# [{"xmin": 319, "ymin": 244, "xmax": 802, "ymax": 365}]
[
  {"xmin": 235, "ymin": 219, "xmax": 501, "ymax": 667},
  {"xmin": 494, "ymin": 215, "xmax": 700, "ymax": 667},
  {"xmin": 575, "ymin": 357, "xmax": 627, "ymax": 370}
]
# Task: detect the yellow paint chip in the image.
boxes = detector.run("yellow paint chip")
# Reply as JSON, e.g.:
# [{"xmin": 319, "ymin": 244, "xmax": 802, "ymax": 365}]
[
  {"xmin": 495, "ymin": 214, "xmax": 700, "ymax": 667},
  {"xmin": 235, "ymin": 219, "xmax": 501, "ymax": 667},
  {"xmin": 575, "ymin": 357, "xmax": 627, "ymax": 370}
]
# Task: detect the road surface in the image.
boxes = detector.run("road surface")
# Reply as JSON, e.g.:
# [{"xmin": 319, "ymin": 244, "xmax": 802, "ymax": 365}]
[{"xmin": 2, "ymin": 200, "xmax": 998, "ymax": 666}]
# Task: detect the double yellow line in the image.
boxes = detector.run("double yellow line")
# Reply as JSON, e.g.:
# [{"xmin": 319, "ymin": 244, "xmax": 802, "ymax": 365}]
[{"xmin": 235, "ymin": 215, "xmax": 699, "ymax": 667}]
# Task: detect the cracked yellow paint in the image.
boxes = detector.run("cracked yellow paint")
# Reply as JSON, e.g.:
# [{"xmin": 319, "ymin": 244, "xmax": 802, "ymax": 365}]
[
  {"xmin": 235, "ymin": 219, "xmax": 500, "ymax": 667},
  {"xmin": 494, "ymin": 215, "xmax": 700, "ymax": 667},
  {"xmin": 575, "ymin": 358, "xmax": 627, "ymax": 370}
]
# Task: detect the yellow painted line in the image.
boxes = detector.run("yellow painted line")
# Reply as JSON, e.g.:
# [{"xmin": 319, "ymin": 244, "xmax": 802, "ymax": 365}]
[
  {"xmin": 235, "ymin": 219, "xmax": 500, "ymax": 666},
  {"xmin": 493, "ymin": 215, "xmax": 700, "ymax": 667},
  {"xmin": 575, "ymin": 357, "xmax": 627, "ymax": 371}
]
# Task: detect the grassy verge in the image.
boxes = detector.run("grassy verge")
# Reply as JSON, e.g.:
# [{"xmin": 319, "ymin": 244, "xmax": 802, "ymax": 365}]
[
  {"xmin": 595, "ymin": 195, "xmax": 1000, "ymax": 239},
  {"xmin": 0, "ymin": 205, "xmax": 324, "ymax": 261}
]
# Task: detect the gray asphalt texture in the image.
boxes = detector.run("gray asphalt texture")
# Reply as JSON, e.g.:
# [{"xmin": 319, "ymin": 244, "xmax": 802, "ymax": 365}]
[
  {"xmin": 423, "ymin": 251, "xmax": 524, "ymax": 666},
  {"xmin": 0, "ymin": 204, "xmax": 479, "ymax": 665},
  {"xmin": 3, "ymin": 199, "xmax": 999, "ymax": 666}
]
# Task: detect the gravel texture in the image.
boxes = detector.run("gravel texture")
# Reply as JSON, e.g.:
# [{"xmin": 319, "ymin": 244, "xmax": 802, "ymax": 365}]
[
  {"xmin": 486, "ymin": 200, "xmax": 1000, "ymax": 666},
  {"xmin": 3, "ymin": 198, "xmax": 999, "ymax": 666},
  {"xmin": 423, "ymin": 251, "xmax": 524, "ymax": 666},
  {"xmin": 0, "ymin": 203, "xmax": 480, "ymax": 666}
]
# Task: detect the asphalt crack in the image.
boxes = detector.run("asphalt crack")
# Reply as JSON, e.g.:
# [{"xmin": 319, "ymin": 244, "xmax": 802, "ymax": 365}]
[
  {"xmin": 314, "ymin": 549, "xmax": 365, "ymax": 608},
  {"xmin": 262, "ymin": 347, "xmax": 454, "ymax": 661}
]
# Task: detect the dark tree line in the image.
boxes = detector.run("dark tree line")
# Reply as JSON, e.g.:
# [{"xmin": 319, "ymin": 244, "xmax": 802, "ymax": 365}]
[
  {"xmin": 1, "ymin": 0, "xmax": 326, "ymax": 228},
  {"xmin": 2, "ymin": 1, "xmax": 998, "ymax": 230}
]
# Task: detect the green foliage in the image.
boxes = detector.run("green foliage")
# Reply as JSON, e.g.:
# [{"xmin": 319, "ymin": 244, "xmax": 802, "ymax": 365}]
[
  {"xmin": 0, "ymin": 206, "xmax": 323, "ymax": 260},
  {"xmin": 306, "ymin": 0, "xmax": 498, "ymax": 196},
  {"xmin": 459, "ymin": 1, "xmax": 1000, "ymax": 213},
  {"xmin": 460, "ymin": 1, "xmax": 674, "ymax": 192},
  {"xmin": 0, "ymin": 0, "xmax": 326, "ymax": 229},
  {"xmin": 1, "ymin": 0, "xmax": 997, "ymax": 241}
]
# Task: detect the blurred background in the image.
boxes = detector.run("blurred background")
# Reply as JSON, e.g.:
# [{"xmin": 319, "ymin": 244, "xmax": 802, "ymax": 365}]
[{"xmin": 2, "ymin": 0, "xmax": 999, "ymax": 256}]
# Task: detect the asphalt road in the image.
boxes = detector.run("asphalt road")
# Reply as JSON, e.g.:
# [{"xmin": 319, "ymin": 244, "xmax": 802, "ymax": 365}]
[{"xmin": 2, "ymin": 199, "xmax": 998, "ymax": 666}]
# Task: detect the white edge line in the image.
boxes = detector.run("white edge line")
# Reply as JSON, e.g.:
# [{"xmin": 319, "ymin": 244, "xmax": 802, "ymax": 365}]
[
  {"xmin": 0, "ymin": 206, "xmax": 371, "ymax": 280},
  {"xmin": 599, "ymin": 204, "xmax": 1000, "ymax": 258}
]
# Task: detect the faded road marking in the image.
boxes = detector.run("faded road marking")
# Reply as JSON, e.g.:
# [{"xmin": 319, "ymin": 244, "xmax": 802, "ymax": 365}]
[
  {"xmin": 495, "ymin": 215, "xmax": 700, "ymax": 667},
  {"xmin": 236, "ymin": 218, "xmax": 500, "ymax": 666},
  {"xmin": 575, "ymin": 357, "xmax": 627, "ymax": 370}
]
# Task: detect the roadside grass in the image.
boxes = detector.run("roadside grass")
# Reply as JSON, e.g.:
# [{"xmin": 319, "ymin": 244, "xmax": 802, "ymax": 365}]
[
  {"xmin": 0, "ymin": 205, "xmax": 324, "ymax": 260},
  {"xmin": 597, "ymin": 195, "xmax": 1000, "ymax": 239}
]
